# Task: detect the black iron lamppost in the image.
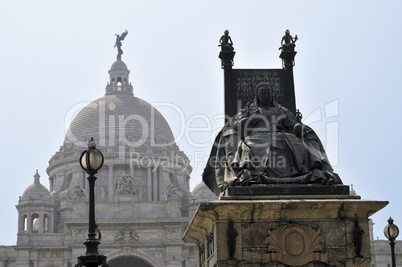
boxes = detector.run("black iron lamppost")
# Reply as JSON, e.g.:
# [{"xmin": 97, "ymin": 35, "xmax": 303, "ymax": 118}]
[
  {"xmin": 76, "ymin": 138, "xmax": 108, "ymax": 267},
  {"xmin": 384, "ymin": 217, "xmax": 399, "ymax": 267}
]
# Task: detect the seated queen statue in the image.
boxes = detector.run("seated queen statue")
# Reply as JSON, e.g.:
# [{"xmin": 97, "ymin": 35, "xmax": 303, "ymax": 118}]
[{"xmin": 203, "ymin": 82, "xmax": 342, "ymax": 196}]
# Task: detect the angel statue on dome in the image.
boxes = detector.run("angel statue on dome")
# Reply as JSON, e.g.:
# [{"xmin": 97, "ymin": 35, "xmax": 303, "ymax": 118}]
[{"xmin": 115, "ymin": 30, "xmax": 128, "ymax": 59}]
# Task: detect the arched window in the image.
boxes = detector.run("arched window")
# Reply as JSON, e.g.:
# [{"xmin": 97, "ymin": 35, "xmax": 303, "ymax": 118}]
[
  {"xmin": 66, "ymin": 173, "xmax": 73, "ymax": 189},
  {"xmin": 169, "ymin": 173, "xmax": 176, "ymax": 185},
  {"xmin": 117, "ymin": 77, "xmax": 122, "ymax": 91},
  {"xmin": 44, "ymin": 214, "xmax": 49, "ymax": 233},
  {"xmin": 31, "ymin": 214, "xmax": 40, "ymax": 233},
  {"xmin": 22, "ymin": 214, "xmax": 28, "ymax": 233}
]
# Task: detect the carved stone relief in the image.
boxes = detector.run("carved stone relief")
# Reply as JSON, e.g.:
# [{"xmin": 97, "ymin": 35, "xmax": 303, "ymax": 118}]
[
  {"xmin": 115, "ymin": 173, "xmax": 143, "ymax": 200},
  {"xmin": 163, "ymin": 184, "xmax": 190, "ymax": 216},
  {"xmin": 96, "ymin": 179, "xmax": 108, "ymax": 202},
  {"xmin": 97, "ymin": 185, "xmax": 108, "ymax": 202},
  {"xmin": 167, "ymin": 227, "xmax": 181, "ymax": 241},
  {"xmin": 199, "ymin": 244, "xmax": 205, "ymax": 266},
  {"xmin": 114, "ymin": 230, "xmax": 139, "ymax": 242},
  {"xmin": 262, "ymin": 224, "xmax": 328, "ymax": 266},
  {"xmin": 67, "ymin": 185, "xmax": 86, "ymax": 201},
  {"xmin": 234, "ymin": 70, "xmax": 283, "ymax": 110},
  {"xmin": 163, "ymin": 184, "xmax": 182, "ymax": 201},
  {"xmin": 73, "ymin": 229, "xmax": 87, "ymax": 243},
  {"xmin": 206, "ymin": 231, "xmax": 214, "ymax": 259},
  {"xmin": 59, "ymin": 185, "xmax": 87, "ymax": 201}
]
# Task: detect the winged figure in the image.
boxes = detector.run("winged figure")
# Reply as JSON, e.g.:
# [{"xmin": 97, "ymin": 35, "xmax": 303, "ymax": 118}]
[{"xmin": 114, "ymin": 30, "xmax": 128, "ymax": 59}]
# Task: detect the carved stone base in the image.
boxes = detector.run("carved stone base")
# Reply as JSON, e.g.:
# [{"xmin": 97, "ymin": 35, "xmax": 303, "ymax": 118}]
[
  {"xmin": 183, "ymin": 198, "xmax": 387, "ymax": 267},
  {"xmin": 222, "ymin": 184, "xmax": 350, "ymax": 199}
]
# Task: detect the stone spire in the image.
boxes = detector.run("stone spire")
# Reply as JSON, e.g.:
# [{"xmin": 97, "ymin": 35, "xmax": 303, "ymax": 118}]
[
  {"xmin": 34, "ymin": 169, "xmax": 40, "ymax": 184},
  {"xmin": 350, "ymin": 184, "xmax": 357, "ymax": 196}
]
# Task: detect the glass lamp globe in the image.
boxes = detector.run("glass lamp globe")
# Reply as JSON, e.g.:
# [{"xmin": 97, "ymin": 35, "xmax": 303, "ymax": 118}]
[
  {"xmin": 79, "ymin": 138, "xmax": 104, "ymax": 172},
  {"xmin": 384, "ymin": 217, "xmax": 399, "ymax": 240}
]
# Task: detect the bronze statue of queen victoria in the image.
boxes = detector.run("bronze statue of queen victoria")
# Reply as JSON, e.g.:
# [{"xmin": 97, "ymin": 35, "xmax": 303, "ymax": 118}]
[{"xmin": 203, "ymin": 82, "xmax": 342, "ymax": 196}]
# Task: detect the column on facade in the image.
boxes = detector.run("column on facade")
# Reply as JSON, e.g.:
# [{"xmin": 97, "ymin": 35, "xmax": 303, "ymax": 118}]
[
  {"xmin": 39, "ymin": 210, "xmax": 44, "ymax": 234},
  {"xmin": 80, "ymin": 169, "xmax": 85, "ymax": 189},
  {"xmin": 18, "ymin": 213, "xmax": 22, "ymax": 233},
  {"xmin": 147, "ymin": 167, "xmax": 152, "ymax": 201},
  {"xmin": 158, "ymin": 167, "xmax": 162, "ymax": 201},
  {"xmin": 26, "ymin": 211, "xmax": 32, "ymax": 233},
  {"xmin": 72, "ymin": 169, "xmax": 80, "ymax": 189},
  {"xmin": 49, "ymin": 176, "xmax": 54, "ymax": 192},
  {"xmin": 85, "ymin": 170, "xmax": 89, "ymax": 194},
  {"xmin": 152, "ymin": 167, "xmax": 158, "ymax": 201},
  {"xmin": 49, "ymin": 210, "xmax": 54, "ymax": 233},
  {"xmin": 108, "ymin": 164, "xmax": 114, "ymax": 202},
  {"xmin": 130, "ymin": 161, "xmax": 134, "ymax": 178}
]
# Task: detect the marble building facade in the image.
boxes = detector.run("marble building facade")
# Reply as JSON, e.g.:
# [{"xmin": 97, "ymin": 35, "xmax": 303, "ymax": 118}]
[
  {"xmin": 0, "ymin": 58, "xmax": 217, "ymax": 267},
  {"xmin": 0, "ymin": 58, "xmax": 399, "ymax": 267}
]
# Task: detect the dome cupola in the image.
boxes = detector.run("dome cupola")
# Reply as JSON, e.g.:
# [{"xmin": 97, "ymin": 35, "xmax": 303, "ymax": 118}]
[
  {"xmin": 20, "ymin": 170, "xmax": 52, "ymax": 204},
  {"xmin": 16, "ymin": 170, "xmax": 54, "ymax": 236},
  {"xmin": 105, "ymin": 59, "xmax": 133, "ymax": 95}
]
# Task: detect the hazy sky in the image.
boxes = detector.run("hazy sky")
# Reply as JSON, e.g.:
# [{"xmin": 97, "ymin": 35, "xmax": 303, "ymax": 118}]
[{"xmin": 0, "ymin": 0, "xmax": 401, "ymax": 245}]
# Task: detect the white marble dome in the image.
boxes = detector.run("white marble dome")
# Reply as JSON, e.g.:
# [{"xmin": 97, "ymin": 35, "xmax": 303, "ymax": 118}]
[
  {"xmin": 110, "ymin": 59, "xmax": 128, "ymax": 70},
  {"xmin": 64, "ymin": 92, "xmax": 176, "ymax": 149},
  {"xmin": 63, "ymin": 59, "xmax": 176, "ymax": 150},
  {"xmin": 20, "ymin": 170, "xmax": 52, "ymax": 204}
]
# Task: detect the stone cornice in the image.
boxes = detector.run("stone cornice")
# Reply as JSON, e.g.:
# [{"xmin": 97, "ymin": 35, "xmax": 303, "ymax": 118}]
[
  {"xmin": 65, "ymin": 218, "xmax": 189, "ymax": 228},
  {"xmin": 183, "ymin": 199, "xmax": 388, "ymax": 245}
]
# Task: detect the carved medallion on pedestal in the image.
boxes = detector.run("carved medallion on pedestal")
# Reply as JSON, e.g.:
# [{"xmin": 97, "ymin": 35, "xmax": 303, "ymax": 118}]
[{"xmin": 262, "ymin": 224, "xmax": 328, "ymax": 266}]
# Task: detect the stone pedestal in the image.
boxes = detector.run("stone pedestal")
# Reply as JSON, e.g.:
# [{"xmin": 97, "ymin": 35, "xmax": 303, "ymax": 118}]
[{"xmin": 183, "ymin": 197, "xmax": 387, "ymax": 267}]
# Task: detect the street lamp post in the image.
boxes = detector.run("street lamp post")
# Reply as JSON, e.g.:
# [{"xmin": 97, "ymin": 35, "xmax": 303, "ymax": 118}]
[
  {"xmin": 384, "ymin": 217, "xmax": 399, "ymax": 267},
  {"xmin": 76, "ymin": 138, "xmax": 108, "ymax": 267}
]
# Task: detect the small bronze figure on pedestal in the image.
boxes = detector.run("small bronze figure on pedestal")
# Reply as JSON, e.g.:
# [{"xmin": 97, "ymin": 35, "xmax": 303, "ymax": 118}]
[
  {"xmin": 219, "ymin": 30, "xmax": 234, "ymax": 52},
  {"xmin": 218, "ymin": 30, "xmax": 236, "ymax": 68},
  {"xmin": 353, "ymin": 215, "xmax": 364, "ymax": 258},
  {"xmin": 280, "ymin": 29, "xmax": 298, "ymax": 52},
  {"xmin": 227, "ymin": 220, "xmax": 238, "ymax": 260}
]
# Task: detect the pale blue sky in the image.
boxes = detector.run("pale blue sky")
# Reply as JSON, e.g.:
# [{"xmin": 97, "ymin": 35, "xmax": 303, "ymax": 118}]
[{"xmin": 0, "ymin": 0, "xmax": 401, "ymax": 245}]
